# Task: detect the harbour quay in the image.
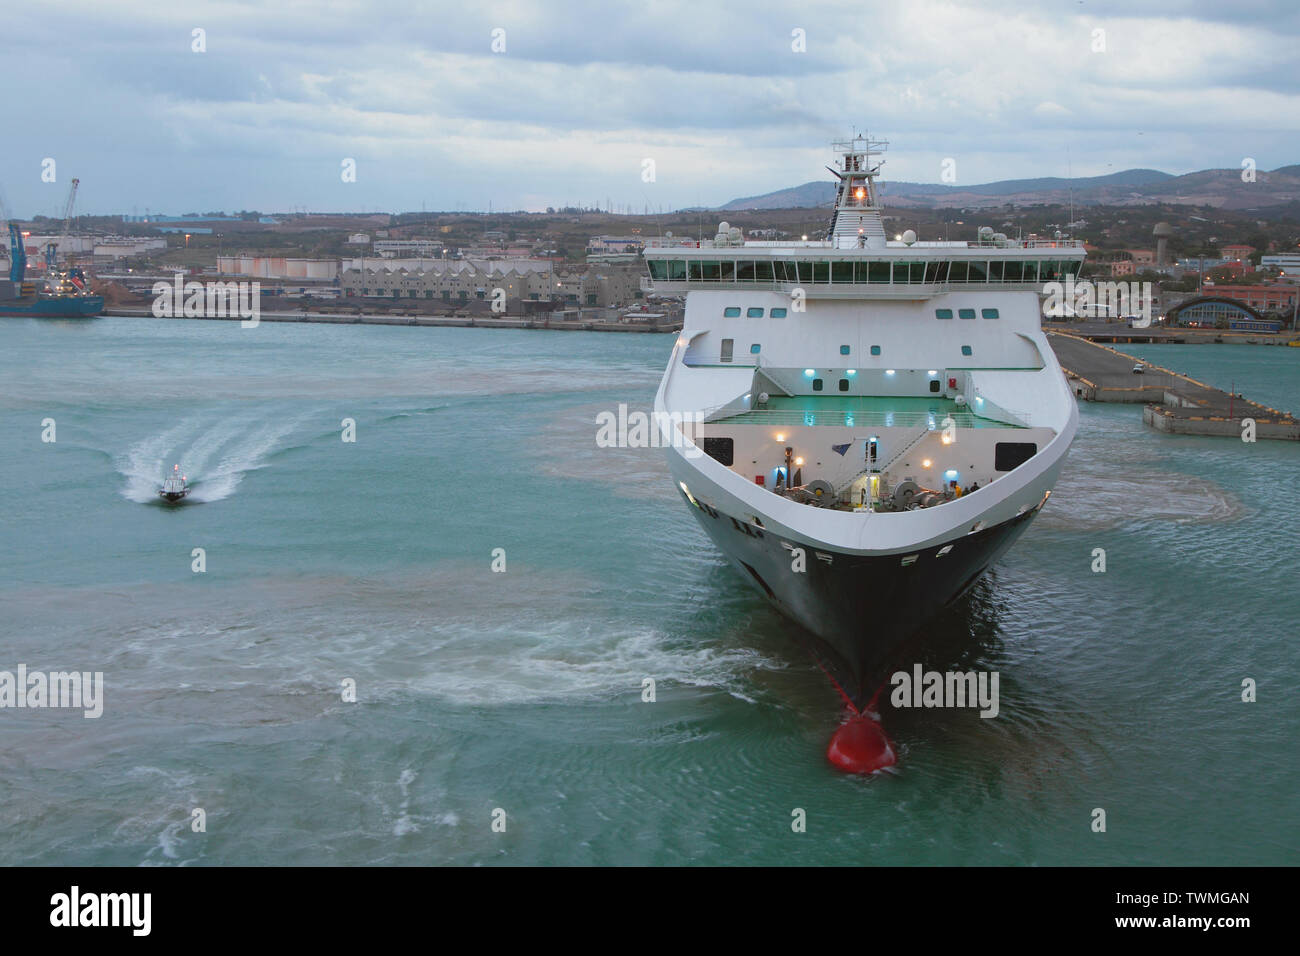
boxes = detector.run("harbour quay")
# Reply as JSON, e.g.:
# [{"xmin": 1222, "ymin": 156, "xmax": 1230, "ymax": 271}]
[
  {"xmin": 1047, "ymin": 331, "xmax": 1299, "ymax": 440},
  {"xmin": 102, "ymin": 304, "xmax": 681, "ymax": 333}
]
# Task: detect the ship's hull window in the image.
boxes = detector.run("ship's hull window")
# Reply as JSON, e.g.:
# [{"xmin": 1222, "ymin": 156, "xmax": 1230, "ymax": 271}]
[
  {"xmin": 812, "ymin": 378, "xmax": 824, "ymax": 391},
  {"xmin": 703, "ymin": 437, "xmax": 735, "ymax": 466},
  {"xmin": 771, "ymin": 308, "xmax": 787, "ymax": 318},
  {"xmin": 959, "ymin": 308, "xmax": 976, "ymax": 319},
  {"xmin": 995, "ymin": 442, "xmax": 1037, "ymax": 472},
  {"xmin": 838, "ymin": 379, "xmax": 849, "ymax": 392},
  {"xmin": 724, "ymin": 307, "xmax": 741, "ymax": 317}
]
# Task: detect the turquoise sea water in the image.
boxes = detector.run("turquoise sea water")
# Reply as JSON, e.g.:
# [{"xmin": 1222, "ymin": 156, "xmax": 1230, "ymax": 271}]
[{"xmin": 0, "ymin": 318, "xmax": 1296, "ymax": 865}]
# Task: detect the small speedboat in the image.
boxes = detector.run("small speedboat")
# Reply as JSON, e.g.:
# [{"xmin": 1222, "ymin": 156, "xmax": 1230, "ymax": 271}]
[{"xmin": 158, "ymin": 464, "xmax": 190, "ymax": 503}]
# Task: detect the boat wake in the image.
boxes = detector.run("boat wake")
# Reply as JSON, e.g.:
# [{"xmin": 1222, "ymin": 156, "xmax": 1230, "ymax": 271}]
[{"xmin": 119, "ymin": 411, "xmax": 306, "ymax": 503}]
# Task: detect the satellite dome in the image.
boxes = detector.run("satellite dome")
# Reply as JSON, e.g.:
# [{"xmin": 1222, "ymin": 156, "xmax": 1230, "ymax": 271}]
[{"xmin": 901, "ymin": 229, "xmax": 917, "ymax": 246}]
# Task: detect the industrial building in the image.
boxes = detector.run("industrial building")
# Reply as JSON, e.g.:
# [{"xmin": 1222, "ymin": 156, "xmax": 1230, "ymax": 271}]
[{"xmin": 338, "ymin": 258, "xmax": 643, "ymax": 309}]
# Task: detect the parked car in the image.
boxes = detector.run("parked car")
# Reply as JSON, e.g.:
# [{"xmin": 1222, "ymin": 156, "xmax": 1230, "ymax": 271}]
[{"xmin": 1132, "ymin": 364, "xmax": 1145, "ymax": 374}]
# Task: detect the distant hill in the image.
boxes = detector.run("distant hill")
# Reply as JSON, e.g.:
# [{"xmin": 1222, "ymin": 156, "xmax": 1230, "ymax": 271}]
[{"xmin": 718, "ymin": 166, "xmax": 1300, "ymax": 211}]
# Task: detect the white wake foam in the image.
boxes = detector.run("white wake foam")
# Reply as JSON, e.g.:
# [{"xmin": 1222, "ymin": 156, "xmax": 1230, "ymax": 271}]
[{"xmin": 118, "ymin": 410, "xmax": 306, "ymax": 503}]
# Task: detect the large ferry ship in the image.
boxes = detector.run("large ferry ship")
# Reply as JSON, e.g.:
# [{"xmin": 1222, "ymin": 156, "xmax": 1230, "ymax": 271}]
[{"xmin": 646, "ymin": 134, "xmax": 1085, "ymax": 759}]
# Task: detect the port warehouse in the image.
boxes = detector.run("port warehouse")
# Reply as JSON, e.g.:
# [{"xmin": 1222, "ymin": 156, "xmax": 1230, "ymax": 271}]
[
  {"xmin": 200, "ymin": 255, "xmax": 645, "ymax": 309},
  {"xmin": 0, "ymin": 234, "xmax": 167, "ymax": 265}
]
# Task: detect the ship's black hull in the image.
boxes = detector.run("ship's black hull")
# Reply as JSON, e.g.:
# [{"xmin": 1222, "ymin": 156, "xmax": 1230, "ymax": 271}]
[{"xmin": 685, "ymin": 495, "xmax": 1038, "ymax": 705}]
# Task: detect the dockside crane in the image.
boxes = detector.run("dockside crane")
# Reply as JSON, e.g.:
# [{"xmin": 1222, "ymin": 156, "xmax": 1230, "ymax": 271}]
[
  {"xmin": 45, "ymin": 178, "xmax": 80, "ymax": 271},
  {"xmin": 0, "ymin": 186, "xmax": 25, "ymax": 283}
]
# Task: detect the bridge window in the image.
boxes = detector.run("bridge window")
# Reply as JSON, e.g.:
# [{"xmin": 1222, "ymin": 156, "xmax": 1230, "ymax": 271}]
[
  {"xmin": 959, "ymin": 308, "xmax": 976, "ymax": 319},
  {"xmin": 936, "ymin": 308, "xmax": 953, "ymax": 319},
  {"xmin": 771, "ymin": 307, "xmax": 787, "ymax": 318},
  {"xmin": 736, "ymin": 261, "xmax": 755, "ymax": 282},
  {"xmin": 648, "ymin": 260, "xmax": 667, "ymax": 280},
  {"xmin": 723, "ymin": 307, "xmax": 741, "ymax": 317},
  {"xmin": 968, "ymin": 261, "xmax": 988, "ymax": 282},
  {"xmin": 982, "ymin": 308, "xmax": 1000, "ymax": 319},
  {"xmin": 869, "ymin": 261, "xmax": 891, "ymax": 283},
  {"xmin": 832, "ymin": 261, "xmax": 855, "ymax": 283},
  {"xmin": 1001, "ymin": 261, "xmax": 1022, "ymax": 281},
  {"xmin": 925, "ymin": 261, "xmax": 948, "ymax": 283},
  {"xmin": 719, "ymin": 261, "xmax": 735, "ymax": 281},
  {"xmin": 747, "ymin": 307, "xmax": 764, "ymax": 318},
  {"xmin": 666, "ymin": 260, "xmax": 687, "ymax": 280},
  {"xmin": 870, "ymin": 345, "xmax": 881, "ymax": 355},
  {"xmin": 701, "ymin": 261, "xmax": 722, "ymax": 281},
  {"xmin": 755, "ymin": 261, "xmax": 775, "ymax": 282},
  {"xmin": 896, "ymin": 261, "xmax": 925, "ymax": 283},
  {"xmin": 948, "ymin": 261, "xmax": 969, "ymax": 282}
]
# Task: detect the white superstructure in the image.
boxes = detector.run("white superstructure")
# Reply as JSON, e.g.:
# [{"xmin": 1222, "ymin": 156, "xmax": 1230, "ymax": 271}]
[{"xmin": 646, "ymin": 134, "xmax": 1086, "ymax": 697}]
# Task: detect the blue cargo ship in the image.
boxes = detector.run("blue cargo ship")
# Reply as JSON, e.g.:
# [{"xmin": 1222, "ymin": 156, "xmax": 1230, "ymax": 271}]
[{"xmin": 0, "ymin": 223, "xmax": 104, "ymax": 318}]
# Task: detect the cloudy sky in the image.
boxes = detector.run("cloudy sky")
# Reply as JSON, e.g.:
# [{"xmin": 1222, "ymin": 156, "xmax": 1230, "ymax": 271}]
[{"xmin": 3, "ymin": 0, "xmax": 1298, "ymax": 217}]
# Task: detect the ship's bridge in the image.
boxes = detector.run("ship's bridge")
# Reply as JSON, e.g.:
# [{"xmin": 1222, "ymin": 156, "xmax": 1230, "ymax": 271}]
[{"xmin": 643, "ymin": 238, "xmax": 1085, "ymax": 299}]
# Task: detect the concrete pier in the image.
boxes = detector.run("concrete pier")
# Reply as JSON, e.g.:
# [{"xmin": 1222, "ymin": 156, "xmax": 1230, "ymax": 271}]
[
  {"xmin": 1047, "ymin": 331, "xmax": 1299, "ymax": 440},
  {"xmin": 101, "ymin": 306, "xmax": 682, "ymax": 333}
]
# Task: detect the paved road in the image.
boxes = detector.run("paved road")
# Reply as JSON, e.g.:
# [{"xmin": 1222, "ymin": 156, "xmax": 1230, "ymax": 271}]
[
  {"xmin": 1047, "ymin": 332, "xmax": 1181, "ymax": 390},
  {"xmin": 1047, "ymin": 331, "xmax": 1293, "ymax": 422}
]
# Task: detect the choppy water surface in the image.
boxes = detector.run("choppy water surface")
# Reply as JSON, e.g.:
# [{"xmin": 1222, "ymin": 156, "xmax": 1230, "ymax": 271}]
[{"xmin": 0, "ymin": 318, "xmax": 1295, "ymax": 865}]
